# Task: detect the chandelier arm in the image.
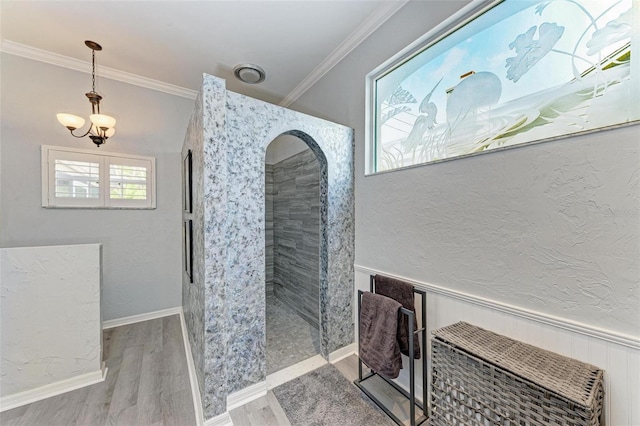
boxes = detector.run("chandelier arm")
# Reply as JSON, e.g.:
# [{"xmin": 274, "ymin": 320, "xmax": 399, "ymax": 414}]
[{"xmin": 69, "ymin": 126, "xmax": 94, "ymax": 139}]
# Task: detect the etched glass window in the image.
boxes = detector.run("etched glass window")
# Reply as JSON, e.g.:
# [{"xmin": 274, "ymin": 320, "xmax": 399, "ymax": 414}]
[{"xmin": 371, "ymin": 0, "xmax": 637, "ymax": 173}]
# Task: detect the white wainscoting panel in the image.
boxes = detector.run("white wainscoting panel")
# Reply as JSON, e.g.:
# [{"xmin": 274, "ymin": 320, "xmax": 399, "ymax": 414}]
[{"xmin": 355, "ymin": 266, "xmax": 640, "ymax": 426}]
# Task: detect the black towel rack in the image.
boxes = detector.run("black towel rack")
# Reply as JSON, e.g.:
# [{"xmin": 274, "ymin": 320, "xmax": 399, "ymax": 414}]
[{"xmin": 354, "ymin": 275, "xmax": 427, "ymax": 426}]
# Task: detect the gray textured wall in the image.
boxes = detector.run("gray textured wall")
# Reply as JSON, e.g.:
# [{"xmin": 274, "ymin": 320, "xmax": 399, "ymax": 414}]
[
  {"xmin": 1, "ymin": 53, "xmax": 194, "ymax": 321},
  {"xmin": 272, "ymin": 148, "xmax": 320, "ymax": 329}
]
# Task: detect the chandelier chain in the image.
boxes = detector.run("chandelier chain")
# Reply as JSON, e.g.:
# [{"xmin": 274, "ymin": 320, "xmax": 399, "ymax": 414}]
[{"xmin": 92, "ymin": 49, "xmax": 96, "ymax": 93}]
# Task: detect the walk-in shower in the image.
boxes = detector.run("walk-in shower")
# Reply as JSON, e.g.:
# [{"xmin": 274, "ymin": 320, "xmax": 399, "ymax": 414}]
[
  {"xmin": 181, "ymin": 74, "xmax": 354, "ymax": 421},
  {"xmin": 265, "ymin": 135, "xmax": 322, "ymax": 373}
]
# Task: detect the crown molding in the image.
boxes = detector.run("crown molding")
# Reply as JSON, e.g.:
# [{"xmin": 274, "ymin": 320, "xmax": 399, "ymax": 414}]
[
  {"xmin": 279, "ymin": 0, "xmax": 409, "ymax": 107},
  {"xmin": 1, "ymin": 40, "xmax": 198, "ymax": 100}
]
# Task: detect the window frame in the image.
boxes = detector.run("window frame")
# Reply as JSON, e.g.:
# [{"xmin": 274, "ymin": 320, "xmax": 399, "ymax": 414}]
[
  {"xmin": 366, "ymin": 0, "xmax": 638, "ymax": 174},
  {"xmin": 41, "ymin": 145, "xmax": 156, "ymax": 209}
]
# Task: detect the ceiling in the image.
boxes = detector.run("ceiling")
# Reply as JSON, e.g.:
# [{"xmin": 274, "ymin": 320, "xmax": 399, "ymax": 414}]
[{"xmin": 1, "ymin": 1, "xmax": 405, "ymax": 105}]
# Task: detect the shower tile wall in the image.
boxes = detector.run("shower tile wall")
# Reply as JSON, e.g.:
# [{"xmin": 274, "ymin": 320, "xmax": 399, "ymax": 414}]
[
  {"xmin": 271, "ymin": 148, "xmax": 320, "ymax": 329},
  {"xmin": 265, "ymin": 164, "xmax": 274, "ymax": 296}
]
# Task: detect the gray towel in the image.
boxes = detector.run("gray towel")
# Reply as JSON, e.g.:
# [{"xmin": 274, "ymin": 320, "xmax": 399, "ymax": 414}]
[
  {"xmin": 359, "ymin": 291, "xmax": 402, "ymax": 379},
  {"xmin": 374, "ymin": 274, "xmax": 421, "ymax": 359}
]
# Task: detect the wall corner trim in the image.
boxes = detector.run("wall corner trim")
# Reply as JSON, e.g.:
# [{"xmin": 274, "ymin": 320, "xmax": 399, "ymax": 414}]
[
  {"xmin": 226, "ymin": 381, "xmax": 268, "ymax": 412},
  {"xmin": 278, "ymin": 0, "xmax": 409, "ymax": 107},
  {"xmin": 355, "ymin": 264, "xmax": 640, "ymax": 350},
  {"xmin": 102, "ymin": 307, "xmax": 183, "ymax": 329},
  {"xmin": 204, "ymin": 411, "xmax": 233, "ymax": 426},
  {"xmin": 0, "ymin": 365, "xmax": 107, "ymax": 412}
]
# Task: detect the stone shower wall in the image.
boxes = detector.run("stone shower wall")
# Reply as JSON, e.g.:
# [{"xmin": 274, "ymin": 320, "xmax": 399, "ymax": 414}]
[
  {"xmin": 272, "ymin": 148, "xmax": 320, "ymax": 329},
  {"xmin": 183, "ymin": 74, "xmax": 354, "ymax": 421},
  {"xmin": 181, "ymin": 77, "xmax": 229, "ymax": 419},
  {"xmin": 181, "ymin": 88, "xmax": 205, "ymax": 405}
]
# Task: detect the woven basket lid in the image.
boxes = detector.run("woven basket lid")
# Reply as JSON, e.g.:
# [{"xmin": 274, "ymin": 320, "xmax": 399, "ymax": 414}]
[{"xmin": 433, "ymin": 322, "xmax": 603, "ymax": 408}]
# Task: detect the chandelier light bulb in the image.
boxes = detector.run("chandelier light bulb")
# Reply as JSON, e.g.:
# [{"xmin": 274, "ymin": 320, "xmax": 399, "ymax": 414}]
[
  {"xmin": 92, "ymin": 125, "xmax": 116, "ymax": 138},
  {"xmin": 90, "ymin": 114, "xmax": 116, "ymax": 130},
  {"xmin": 56, "ymin": 113, "xmax": 85, "ymax": 130}
]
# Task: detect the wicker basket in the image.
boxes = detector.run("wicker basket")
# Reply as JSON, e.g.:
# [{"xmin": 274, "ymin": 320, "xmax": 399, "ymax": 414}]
[{"xmin": 430, "ymin": 322, "xmax": 604, "ymax": 426}]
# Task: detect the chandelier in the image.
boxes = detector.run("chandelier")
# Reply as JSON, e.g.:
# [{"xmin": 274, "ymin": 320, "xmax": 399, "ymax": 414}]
[{"xmin": 56, "ymin": 41, "xmax": 116, "ymax": 147}]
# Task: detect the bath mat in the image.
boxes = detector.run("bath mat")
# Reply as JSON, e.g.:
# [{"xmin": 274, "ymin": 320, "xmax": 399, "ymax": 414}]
[{"xmin": 272, "ymin": 364, "xmax": 394, "ymax": 426}]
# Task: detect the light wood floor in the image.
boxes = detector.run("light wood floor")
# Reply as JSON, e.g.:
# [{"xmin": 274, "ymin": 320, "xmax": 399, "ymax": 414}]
[
  {"xmin": 0, "ymin": 315, "xmax": 196, "ymax": 426},
  {"xmin": 1, "ymin": 318, "xmax": 415, "ymax": 426},
  {"xmin": 229, "ymin": 390, "xmax": 292, "ymax": 426}
]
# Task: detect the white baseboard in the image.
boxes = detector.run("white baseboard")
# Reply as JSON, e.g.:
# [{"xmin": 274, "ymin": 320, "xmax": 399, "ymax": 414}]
[
  {"xmin": 102, "ymin": 307, "xmax": 182, "ymax": 329},
  {"xmin": 226, "ymin": 381, "xmax": 268, "ymax": 411},
  {"xmin": 204, "ymin": 411, "xmax": 233, "ymax": 426},
  {"xmin": 179, "ymin": 309, "xmax": 205, "ymax": 426},
  {"xmin": 266, "ymin": 354, "xmax": 328, "ymax": 390},
  {"xmin": 355, "ymin": 265, "xmax": 640, "ymax": 349},
  {"xmin": 329, "ymin": 343, "xmax": 356, "ymax": 363},
  {"xmin": 0, "ymin": 363, "xmax": 107, "ymax": 412}
]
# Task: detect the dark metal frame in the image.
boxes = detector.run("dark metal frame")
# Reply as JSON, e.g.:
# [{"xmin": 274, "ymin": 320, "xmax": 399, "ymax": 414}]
[
  {"xmin": 354, "ymin": 275, "xmax": 428, "ymax": 426},
  {"xmin": 183, "ymin": 149, "xmax": 193, "ymax": 213},
  {"xmin": 184, "ymin": 219, "xmax": 193, "ymax": 283}
]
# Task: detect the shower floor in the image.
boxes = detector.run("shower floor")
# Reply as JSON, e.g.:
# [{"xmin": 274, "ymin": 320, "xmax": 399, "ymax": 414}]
[{"xmin": 266, "ymin": 292, "xmax": 321, "ymax": 374}]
